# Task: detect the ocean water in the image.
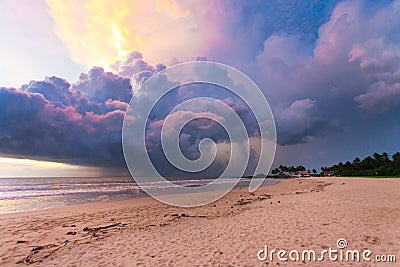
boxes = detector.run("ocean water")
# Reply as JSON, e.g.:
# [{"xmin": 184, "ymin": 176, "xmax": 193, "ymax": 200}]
[{"xmin": 0, "ymin": 177, "xmax": 279, "ymax": 214}]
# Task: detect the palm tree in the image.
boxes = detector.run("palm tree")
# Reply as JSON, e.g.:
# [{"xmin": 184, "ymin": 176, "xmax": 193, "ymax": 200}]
[
  {"xmin": 361, "ymin": 156, "xmax": 374, "ymax": 170},
  {"xmin": 382, "ymin": 152, "xmax": 390, "ymax": 166},
  {"xmin": 392, "ymin": 152, "xmax": 400, "ymax": 167},
  {"xmin": 373, "ymin": 152, "xmax": 383, "ymax": 169},
  {"xmin": 353, "ymin": 157, "xmax": 360, "ymax": 164}
]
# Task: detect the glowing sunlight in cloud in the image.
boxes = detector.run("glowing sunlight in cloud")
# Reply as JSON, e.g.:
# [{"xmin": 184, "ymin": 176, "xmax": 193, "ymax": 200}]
[
  {"xmin": 0, "ymin": 157, "xmax": 100, "ymax": 178},
  {"xmin": 0, "ymin": 157, "xmax": 76, "ymax": 169},
  {"xmin": 46, "ymin": 0, "xmax": 214, "ymax": 68}
]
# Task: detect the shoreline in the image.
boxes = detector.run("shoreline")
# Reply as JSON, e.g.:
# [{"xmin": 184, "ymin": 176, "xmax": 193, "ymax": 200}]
[
  {"xmin": 0, "ymin": 177, "xmax": 279, "ymax": 215},
  {"xmin": 0, "ymin": 178, "xmax": 280, "ymax": 218},
  {"xmin": 11, "ymin": 175, "xmax": 399, "ymax": 217},
  {"xmin": 1, "ymin": 177, "xmax": 399, "ymax": 266}
]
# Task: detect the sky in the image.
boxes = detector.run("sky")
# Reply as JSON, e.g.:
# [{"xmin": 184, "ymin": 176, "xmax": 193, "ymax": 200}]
[{"xmin": 1, "ymin": 0, "xmax": 400, "ymax": 177}]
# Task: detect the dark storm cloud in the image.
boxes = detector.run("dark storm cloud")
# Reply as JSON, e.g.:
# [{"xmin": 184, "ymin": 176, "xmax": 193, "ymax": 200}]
[
  {"xmin": 0, "ymin": 72, "xmax": 129, "ymax": 167},
  {"xmin": 141, "ymin": 83, "xmax": 263, "ymax": 177},
  {"xmin": 274, "ymin": 99, "xmax": 331, "ymax": 145},
  {"xmin": 1, "ymin": 58, "xmax": 262, "ymax": 173},
  {"xmin": 0, "ymin": 52, "xmax": 168, "ymax": 169}
]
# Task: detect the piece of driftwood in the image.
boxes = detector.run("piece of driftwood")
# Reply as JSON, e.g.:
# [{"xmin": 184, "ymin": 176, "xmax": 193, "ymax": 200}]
[
  {"xmin": 18, "ymin": 243, "xmax": 62, "ymax": 265},
  {"xmin": 83, "ymin": 223, "xmax": 122, "ymax": 235}
]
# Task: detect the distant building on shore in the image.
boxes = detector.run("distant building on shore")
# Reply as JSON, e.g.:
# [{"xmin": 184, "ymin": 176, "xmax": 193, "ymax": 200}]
[
  {"xmin": 298, "ymin": 171, "xmax": 311, "ymax": 177},
  {"xmin": 269, "ymin": 171, "xmax": 312, "ymax": 178}
]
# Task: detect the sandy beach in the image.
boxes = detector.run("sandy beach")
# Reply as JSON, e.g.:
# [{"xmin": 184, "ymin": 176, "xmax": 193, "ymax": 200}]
[{"xmin": 0, "ymin": 177, "xmax": 399, "ymax": 266}]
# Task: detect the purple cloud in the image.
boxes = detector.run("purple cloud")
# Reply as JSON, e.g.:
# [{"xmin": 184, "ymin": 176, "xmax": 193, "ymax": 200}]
[
  {"xmin": 354, "ymin": 82, "xmax": 400, "ymax": 113},
  {"xmin": 0, "ymin": 72, "xmax": 127, "ymax": 167},
  {"xmin": 73, "ymin": 67, "xmax": 132, "ymax": 103},
  {"xmin": 274, "ymin": 99, "xmax": 331, "ymax": 145}
]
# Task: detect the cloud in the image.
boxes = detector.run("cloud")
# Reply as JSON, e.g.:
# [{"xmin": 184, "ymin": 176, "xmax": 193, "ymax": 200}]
[
  {"xmin": 301, "ymin": 0, "xmax": 399, "ymax": 107},
  {"xmin": 204, "ymin": 0, "xmax": 339, "ymax": 66},
  {"xmin": 274, "ymin": 99, "xmax": 330, "ymax": 145},
  {"xmin": 3, "ymin": 0, "xmax": 400, "ymax": 173},
  {"xmin": 128, "ymin": 78, "xmax": 266, "ymax": 176},
  {"xmin": 0, "ymin": 60, "xmax": 267, "ymax": 176},
  {"xmin": 72, "ymin": 67, "xmax": 132, "ymax": 103},
  {"xmin": 0, "ymin": 71, "xmax": 128, "ymax": 167},
  {"xmin": 46, "ymin": 0, "xmax": 220, "ymax": 67},
  {"xmin": 354, "ymin": 82, "xmax": 400, "ymax": 113},
  {"xmin": 110, "ymin": 51, "xmax": 166, "ymax": 87},
  {"xmin": 22, "ymin": 77, "xmax": 99, "ymax": 114},
  {"xmin": 236, "ymin": 0, "xmax": 400, "ymax": 149}
]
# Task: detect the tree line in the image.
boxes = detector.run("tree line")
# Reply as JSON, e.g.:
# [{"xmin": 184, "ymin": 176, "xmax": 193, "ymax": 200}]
[
  {"xmin": 321, "ymin": 152, "xmax": 400, "ymax": 177},
  {"xmin": 271, "ymin": 165, "xmax": 318, "ymax": 175}
]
